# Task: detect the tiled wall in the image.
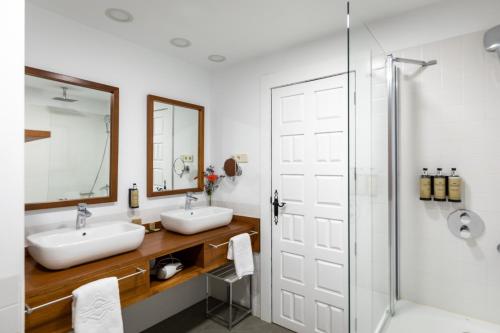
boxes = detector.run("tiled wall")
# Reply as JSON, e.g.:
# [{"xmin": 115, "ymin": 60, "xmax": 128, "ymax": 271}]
[
  {"xmin": 396, "ymin": 30, "xmax": 500, "ymax": 324},
  {"xmin": 0, "ymin": 1, "xmax": 24, "ymax": 331}
]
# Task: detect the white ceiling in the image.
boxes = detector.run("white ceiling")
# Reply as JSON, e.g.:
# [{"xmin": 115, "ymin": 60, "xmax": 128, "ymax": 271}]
[{"xmin": 27, "ymin": 0, "xmax": 444, "ymax": 69}]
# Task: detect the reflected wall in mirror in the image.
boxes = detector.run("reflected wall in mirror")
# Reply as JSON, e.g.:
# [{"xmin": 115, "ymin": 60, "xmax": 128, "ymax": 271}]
[
  {"xmin": 147, "ymin": 95, "xmax": 204, "ymax": 196},
  {"xmin": 25, "ymin": 67, "xmax": 119, "ymax": 210}
]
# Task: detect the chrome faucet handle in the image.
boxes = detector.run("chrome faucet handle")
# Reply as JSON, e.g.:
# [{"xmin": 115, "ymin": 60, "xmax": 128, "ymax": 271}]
[
  {"xmin": 76, "ymin": 203, "xmax": 92, "ymax": 230},
  {"xmin": 186, "ymin": 192, "xmax": 198, "ymax": 200},
  {"xmin": 77, "ymin": 203, "xmax": 92, "ymax": 217}
]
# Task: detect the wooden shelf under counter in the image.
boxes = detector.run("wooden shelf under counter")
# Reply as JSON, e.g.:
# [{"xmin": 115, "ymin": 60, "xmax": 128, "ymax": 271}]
[{"xmin": 25, "ymin": 216, "xmax": 260, "ymax": 333}]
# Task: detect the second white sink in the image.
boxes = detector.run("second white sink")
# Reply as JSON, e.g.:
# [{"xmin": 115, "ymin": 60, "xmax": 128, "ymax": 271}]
[{"xmin": 160, "ymin": 206, "xmax": 233, "ymax": 235}]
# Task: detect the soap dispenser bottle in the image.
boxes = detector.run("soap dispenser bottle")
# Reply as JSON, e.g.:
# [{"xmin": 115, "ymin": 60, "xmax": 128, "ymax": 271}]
[
  {"xmin": 448, "ymin": 168, "xmax": 462, "ymax": 202},
  {"xmin": 433, "ymin": 168, "xmax": 447, "ymax": 201},
  {"xmin": 419, "ymin": 168, "xmax": 432, "ymax": 201},
  {"xmin": 129, "ymin": 183, "xmax": 139, "ymax": 209}
]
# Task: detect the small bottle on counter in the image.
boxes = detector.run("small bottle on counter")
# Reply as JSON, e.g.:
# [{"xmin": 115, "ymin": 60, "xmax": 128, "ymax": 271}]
[
  {"xmin": 129, "ymin": 183, "xmax": 140, "ymax": 209},
  {"xmin": 448, "ymin": 168, "xmax": 462, "ymax": 202},
  {"xmin": 433, "ymin": 168, "xmax": 447, "ymax": 201},
  {"xmin": 419, "ymin": 168, "xmax": 432, "ymax": 201}
]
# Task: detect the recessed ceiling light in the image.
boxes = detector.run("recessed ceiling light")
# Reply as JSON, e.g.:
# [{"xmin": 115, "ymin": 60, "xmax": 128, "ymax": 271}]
[
  {"xmin": 170, "ymin": 38, "xmax": 192, "ymax": 48},
  {"xmin": 208, "ymin": 54, "xmax": 226, "ymax": 63},
  {"xmin": 105, "ymin": 8, "xmax": 134, "ymax": 23}
]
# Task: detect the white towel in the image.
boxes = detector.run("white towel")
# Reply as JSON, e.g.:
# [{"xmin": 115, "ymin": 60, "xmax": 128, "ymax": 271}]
[
  {"xmin": 227, "ymin": 233, "xmax": 254, "ymax": 278},
  {"xmin": 72, "ymin": 277, "xmax": 124, "ymax": 333}
]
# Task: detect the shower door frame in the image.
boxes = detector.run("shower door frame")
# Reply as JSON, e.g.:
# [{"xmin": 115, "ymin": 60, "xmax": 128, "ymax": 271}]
[
  {"xmin": 386, "ymin": 54, "xmax": 400, "ymax": 316},
  {"xmin": 386, "ymin": 54, "xmax": 437, "ymax": 317}
]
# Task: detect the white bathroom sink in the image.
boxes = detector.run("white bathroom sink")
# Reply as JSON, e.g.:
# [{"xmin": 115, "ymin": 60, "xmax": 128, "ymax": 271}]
[
  {"xmin": 27, "ymin": 221, "xmax": 145, "ymax": 270},
  {"xmin": 160, "ymin": 206, "xmax": 233, "ymax": 235}
]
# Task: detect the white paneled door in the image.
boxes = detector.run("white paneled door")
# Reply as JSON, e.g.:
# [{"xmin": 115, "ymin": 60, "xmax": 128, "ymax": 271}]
[{"xmin": 271, "ymin": 74, "xmax": 349, "ymax": 333}]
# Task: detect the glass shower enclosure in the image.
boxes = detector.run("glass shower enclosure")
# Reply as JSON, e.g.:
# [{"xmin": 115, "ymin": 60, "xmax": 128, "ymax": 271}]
[{"xmin": 349, "ymin": 0, "xmax": 500, "ymax": 332}]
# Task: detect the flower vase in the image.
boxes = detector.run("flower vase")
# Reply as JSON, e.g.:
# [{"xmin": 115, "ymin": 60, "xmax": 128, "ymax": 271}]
[{"xmin": 207, "ymin": 193, "xmax": 212, "ymax": 206}]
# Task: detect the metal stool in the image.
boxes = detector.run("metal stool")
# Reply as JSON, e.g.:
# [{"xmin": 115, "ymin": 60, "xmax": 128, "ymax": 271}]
[{"xmin": 205, "ymin": 262, "xmax": 252, "ymax": 330}]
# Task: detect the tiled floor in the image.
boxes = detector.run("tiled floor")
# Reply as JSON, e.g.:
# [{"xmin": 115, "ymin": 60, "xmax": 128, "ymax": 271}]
[{"xmin": 142, "ymin": 301, "xmax": 292, "ymax": 333}]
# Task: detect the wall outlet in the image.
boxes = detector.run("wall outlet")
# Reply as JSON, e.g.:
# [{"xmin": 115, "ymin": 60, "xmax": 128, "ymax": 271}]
[
  {"xmin": 181, "ymin": 154, "xmax": 193, "ymax": 162},
  {"xmin": 233, "ymin": 153, "xmax": 248, "ymax": 163}
]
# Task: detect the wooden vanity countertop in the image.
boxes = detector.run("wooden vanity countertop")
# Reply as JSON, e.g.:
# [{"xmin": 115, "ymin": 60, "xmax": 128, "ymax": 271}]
[{"xmin": 25, "ymin": 215, "xmax": 259, "ymax": 297}]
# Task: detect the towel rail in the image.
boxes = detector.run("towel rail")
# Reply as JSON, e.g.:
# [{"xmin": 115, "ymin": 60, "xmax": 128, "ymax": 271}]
[
  {"xmin": 24, "ymin": 267, "xmax": 146, "ymax": 315},
  {"xmin": 208, "ymin": 231, "xmax": 258, "ymax": 249}
]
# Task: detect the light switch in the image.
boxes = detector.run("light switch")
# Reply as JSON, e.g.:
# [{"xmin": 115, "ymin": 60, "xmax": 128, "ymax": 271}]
[
  {"xmin": 233, "ymin": 153, "xmax": 248, "ymax": 163},
  {"xmin": 181, "ymin": 154, "xmax": 193, "ymax": 162}
]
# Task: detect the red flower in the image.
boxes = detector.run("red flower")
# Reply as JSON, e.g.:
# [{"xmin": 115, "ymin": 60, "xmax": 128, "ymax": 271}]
[{"xmin": 207, "ymin": 174, "xmax": 218, "ymax": 183}]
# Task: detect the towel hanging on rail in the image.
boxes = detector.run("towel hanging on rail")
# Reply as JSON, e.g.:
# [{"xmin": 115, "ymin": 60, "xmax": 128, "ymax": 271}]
[
  {"xmin": 227, "ymin": 233, "xmax": 254, "ymax": 278},
  {"xmin": 72, "ymin": 277, "xmax": 124, "ymax": 333}
]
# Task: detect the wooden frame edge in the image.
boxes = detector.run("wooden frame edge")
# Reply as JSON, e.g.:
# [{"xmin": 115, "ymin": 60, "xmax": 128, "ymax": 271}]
[{"xmin": 146, "ymin": 94, "xmax": 205, "ymax": 197}]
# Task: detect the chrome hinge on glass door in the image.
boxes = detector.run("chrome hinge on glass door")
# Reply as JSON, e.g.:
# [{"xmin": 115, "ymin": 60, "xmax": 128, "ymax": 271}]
[{"xmin": 271, "ymin": 190, "xmax": 286, "ymax": 225}]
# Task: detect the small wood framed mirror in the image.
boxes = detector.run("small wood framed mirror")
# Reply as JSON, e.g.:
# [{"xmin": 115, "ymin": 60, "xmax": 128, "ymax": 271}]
[
  {"xmin": 25, "ymin": 67, "xmax": 119, "ymax": 210},
  {"xmin": 147, "ymin": 95, "xmax": 204, "ymax": 197},
  {"xmin": 223, "ymin": 157, "xmax": 242, "ymax": 178}
]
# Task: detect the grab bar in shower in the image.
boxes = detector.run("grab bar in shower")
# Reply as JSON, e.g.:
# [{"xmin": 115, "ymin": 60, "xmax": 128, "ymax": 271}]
[
  {"xmin": 24, "ymin": 267, "xmax": 146, "ymax": 315},
  {"xmin": 208, "ymin": 231, "xmax": 259, "ymax": 249}
]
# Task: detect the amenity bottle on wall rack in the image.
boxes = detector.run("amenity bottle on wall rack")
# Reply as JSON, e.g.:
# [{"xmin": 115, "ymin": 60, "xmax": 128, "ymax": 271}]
[
  {"xmin": 419, "ymin": 168, "xmax": 432, "ymax": 201},
  {"xmin": 433, "ymin": 168, "xmax": 447, "ymax": 201},
  {"xmin": 129, "ymin": 183, "xmax": 139, "ymax": 209},
  {"xmin": 448, "ymin": 168, "xmax": 462, "ymax": 202}
]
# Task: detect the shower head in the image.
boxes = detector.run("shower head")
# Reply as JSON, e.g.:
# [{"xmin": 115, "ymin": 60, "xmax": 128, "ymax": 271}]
[
  {"xmin": 53, "ymin": 87, "xmax": 78, "ymax": 103},
  {"xmin": 484, "ymin": 24, "xmax": 500, "ymax": 55}
]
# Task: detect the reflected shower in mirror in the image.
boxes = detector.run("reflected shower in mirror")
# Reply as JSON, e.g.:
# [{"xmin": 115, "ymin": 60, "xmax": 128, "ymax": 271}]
[
  {"xmin": 25, "ymin": 67, "xmax": 119, "ymax": 210},
  {"xmin": 147, "ymin": 95, "xmax": 204, "ymax": 196}
]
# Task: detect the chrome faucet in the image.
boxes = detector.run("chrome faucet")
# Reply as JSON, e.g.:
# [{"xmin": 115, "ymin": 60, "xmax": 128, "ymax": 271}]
[
  {"xmin": 185, "ymin": 192, "xmax": 198, "ymax": 210},
  {"xmin": 76, "ymin": 203, "xmax": 92, "ymax": 229}
]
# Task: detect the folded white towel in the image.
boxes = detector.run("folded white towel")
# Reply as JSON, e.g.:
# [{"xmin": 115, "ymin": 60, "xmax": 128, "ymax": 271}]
[
  {"xmin": 227, "ymin": 233, "xmax": 254, "ymax": 279},
  {"xmin": 72, "ymin": 277, "xmax": 124, "ymax": 333}
]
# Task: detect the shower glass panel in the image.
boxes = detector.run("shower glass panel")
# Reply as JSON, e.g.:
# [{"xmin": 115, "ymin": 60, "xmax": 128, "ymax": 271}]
[
  {"xmin": 350, "ymin": 0, "xmax": 500, "ymax": 332},
  {"xmin": 348, "ymin": 1, "xmax": 391, "ymax": 332}
]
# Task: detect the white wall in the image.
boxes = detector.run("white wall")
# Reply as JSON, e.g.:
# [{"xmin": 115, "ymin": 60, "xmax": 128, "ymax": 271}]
[
  {"xmin": 0, "ymin": 1, "xmax": 24, "ymax": 332},
  {"xmin": 25, "ymin": 3, "xmax": 212, "ymax": 228},
  {"xmin": 397, "ymin": 30, "xmax": 500, "ymax": 325},
  {"xmin": 25, "ymin": 4, "xmax": 212, "ymax": 331},
  {"xmin": 210, "ymin": 33, "xmax": 347, "ymax": 218}
]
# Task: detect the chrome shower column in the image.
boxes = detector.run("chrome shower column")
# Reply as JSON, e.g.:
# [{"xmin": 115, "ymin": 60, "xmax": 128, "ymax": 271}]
[
  {"xmin": 386, "ymin": 54, "xmax": 437, "ymax": 317},
  {"xmin": 386, "ymin": 54, "xmax": 399, "ymax": 316}
]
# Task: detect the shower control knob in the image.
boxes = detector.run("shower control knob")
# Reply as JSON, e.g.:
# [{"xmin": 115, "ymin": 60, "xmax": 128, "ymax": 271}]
[
  {"xmin": 459, "ymin": 225, "xmax": 471, "ymax": 239},
  {"xmin": 447, "ymin": 209, "xmax": 484, "ymax": 241}
]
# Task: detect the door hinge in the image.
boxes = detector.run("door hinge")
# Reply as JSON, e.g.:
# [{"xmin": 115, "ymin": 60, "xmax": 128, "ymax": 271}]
[
  {"xmin": 354, "ymin": 242, "xmax": 357, "ymax": 256},
  {"xmin": 355, "ymin": 317, "xmax": 358, "ymax": 332}
]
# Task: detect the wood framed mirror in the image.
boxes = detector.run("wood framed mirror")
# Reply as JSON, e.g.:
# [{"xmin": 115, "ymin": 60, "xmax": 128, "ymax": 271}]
[
  {"xmin": 25, "ymin": 67, "xmax": 119, "ymax": 210},
  {"xmin": 147, "ymin": 95, "xmax": 204, "ymax": 197}
]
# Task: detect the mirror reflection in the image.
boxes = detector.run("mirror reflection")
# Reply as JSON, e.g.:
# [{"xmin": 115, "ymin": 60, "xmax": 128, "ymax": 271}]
[
  {"xmin": 149, "ymin": 97, "xmax": 203, "ymax": 195},
  {"xmin": 25, "ymin": 74, "xmax": 114, "ymax": 205}
]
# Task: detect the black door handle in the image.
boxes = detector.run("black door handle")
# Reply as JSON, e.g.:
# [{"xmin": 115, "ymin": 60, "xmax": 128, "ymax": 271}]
[{"xmin": 272, "ymin": 190, "xmax": 286, "ymax": 225}]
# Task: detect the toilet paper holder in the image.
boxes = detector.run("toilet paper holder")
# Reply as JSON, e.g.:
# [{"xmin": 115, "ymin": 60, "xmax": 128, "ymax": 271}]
[{"xmin": 447, "ymin": 209, "xmax": 484, "ymax": 240}]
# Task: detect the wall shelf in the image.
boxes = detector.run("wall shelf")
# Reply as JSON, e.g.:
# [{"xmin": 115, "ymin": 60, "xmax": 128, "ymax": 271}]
[{"xmin": 25, "ymin": 129, "xmax": 51, "ymax": 143}]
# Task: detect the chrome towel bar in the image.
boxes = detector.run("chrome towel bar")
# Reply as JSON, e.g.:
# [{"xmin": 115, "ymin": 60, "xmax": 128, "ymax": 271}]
[
  {"xmin": 25, "ymin": 267, "xmax": 146, "ymax": 315},
  {"xmin": 208, "ymin": 231, "xmax": 258, "ymax": 249}
]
